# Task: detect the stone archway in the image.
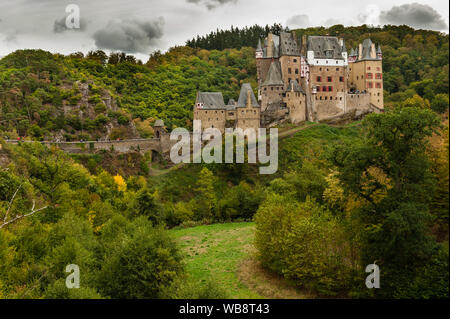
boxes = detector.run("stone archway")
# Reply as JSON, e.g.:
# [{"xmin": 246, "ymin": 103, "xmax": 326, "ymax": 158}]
[{"xmin": 151, "ymin": 149, "xmax": 161, "ymax": 162}]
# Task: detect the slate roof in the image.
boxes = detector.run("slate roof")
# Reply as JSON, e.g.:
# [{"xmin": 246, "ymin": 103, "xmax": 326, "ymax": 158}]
[
  {"xmin": 196, "ymin": 92, "xmax": 226, "ymax": 109},
  {"xmin": 237, "ymin": 83, "xmax": 260, "ymax": 108},
  {"xmin": 261, "ymin": 61, "xmax": 284, "ymax": 86},
  {"xmin": 307, "ymin": 36, "xmax": 344, "ymax": 59},
  {"xmin": 287, "ymin": 80, "xmax": 305, "ymax": 93},
  {"xmin": 280, "ymin": 32, "xmax": 301, "ymax": 56},
  {"xmin": 256, "ymin": 39, "xmax": 262, "ymax": 51},
  {"xmin": 360, "ymin": 38, "xmax": 377, "ymax": 60},
  {"xmin": 263, "ymin": 34, "xmax": 280, "ymax": 58}
]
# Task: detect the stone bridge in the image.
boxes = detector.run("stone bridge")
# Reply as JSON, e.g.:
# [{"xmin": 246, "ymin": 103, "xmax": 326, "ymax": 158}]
[{"xmin": 5, "ymin": 133, "xmax": 179, "ymax": 161}]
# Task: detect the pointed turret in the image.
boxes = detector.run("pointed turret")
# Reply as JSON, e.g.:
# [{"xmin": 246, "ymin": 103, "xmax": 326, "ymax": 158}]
[
  {"xmin": 256, "ymin": 39, "xmax": 263, "ymax": 59},
  {"xmin": 237, "ymin": 83, "xmax": 259, "ymax": 108},
  {"xmin": 376, "ymin": 44, "xmax": 382, "ymax": 60}
]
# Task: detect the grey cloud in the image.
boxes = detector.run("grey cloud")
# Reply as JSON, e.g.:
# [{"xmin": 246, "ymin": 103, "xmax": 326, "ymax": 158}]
[
  {"xmin": 186, "ymin": 0, "xmax": 237, "ymax": 10},
  {"xmin": 380, "ymin": 3, "xmax": 448, "ymax": 31},
  {"xmin": 286, "ymin": 14, "xmax": 312, "ymax": 28},
  {"xmin": 53, "ymin": 16, "xmax": 88, "ymax": 33},
  {"xmin": 93, "ymin": 17, "xmax": 165, "ymax": 54}
]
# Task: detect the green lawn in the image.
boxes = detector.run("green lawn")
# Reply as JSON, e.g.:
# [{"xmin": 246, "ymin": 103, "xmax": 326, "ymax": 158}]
[{"xmin": 169, "ymin": 222, "xmax": 263, "ymax": 298}]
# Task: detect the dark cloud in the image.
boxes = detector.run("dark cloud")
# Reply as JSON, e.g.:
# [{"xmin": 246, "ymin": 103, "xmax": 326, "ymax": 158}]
[
  {"xmin": 186, "ymin": 0, "xmax": 237, "ymax": 10},
  {"xmin": 53, "ymin": 16, "xmax": 88, "ymax": 33},
  {"xmin": 93, "ymin": 17, "xmax": 164, "ymax": 53},
  {"xmin": 380, "ymin": 3, "xmax": 448, "ymax": 31},
  {"xmin": 286, "ymin": 14, "xmax": 312, "ymax": 28}
]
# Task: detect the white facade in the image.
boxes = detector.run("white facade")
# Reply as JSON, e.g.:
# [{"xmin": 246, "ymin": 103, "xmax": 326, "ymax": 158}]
[{"xmin": 307, "ymin": 50, "xmax": 348, "ymax": 67}]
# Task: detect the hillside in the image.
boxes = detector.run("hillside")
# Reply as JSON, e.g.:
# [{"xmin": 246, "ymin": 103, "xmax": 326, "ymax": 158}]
[
  {"xmin": 0, "ymin": 47, "xmax": 256, "ymax": 141},
  {"xmin": 1, "ymin": 25, "xmax": 448, "ymax": 143}
]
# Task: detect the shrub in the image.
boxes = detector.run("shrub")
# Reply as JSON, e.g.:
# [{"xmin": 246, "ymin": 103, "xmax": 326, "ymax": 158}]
[
  {"xmin": 254, "ymin": 194, "xmax": 354, "ymax": 296},
  {"xmin": 96, "ymin": 217, "xmax": 184, "ymax": 298}
]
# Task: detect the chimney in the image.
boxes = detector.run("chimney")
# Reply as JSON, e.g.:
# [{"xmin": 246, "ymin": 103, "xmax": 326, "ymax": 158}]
[
  {"xmin": 301, "ymin": 35, "xmax": 307, "ymax": 55},
  {"xmin": 358, "ymin": 43, "xmax": 363, "ymax": 60},
  {"xmin": 247, "ymin": 89, "xmax": 252, "ymax": 107},
  {"xmin": 267, "ymin": 33, "xmax": 273, "ymax": 58}
]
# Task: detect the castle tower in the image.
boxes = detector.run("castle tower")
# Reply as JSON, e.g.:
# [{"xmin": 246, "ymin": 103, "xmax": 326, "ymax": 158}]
[
  {"xmin": 376, "ymin": 45, "xmax": 382, "ymax": 60},
  {"xmin": 349, "ymin": 38, "xmax": 383, "ymax": 110},
  {"xmin": 153, "ymin": 119, "xmax": 165, "ymax": 138},
  {"xmin": 256, "ymin": 39, "xmax": 263, "ymax": 59},
  {"xmin": 236, "ymin": 83, "xmax": 260, "ymax": 131},
  {"xmin": 260, "ymin": 61, "xmax": 284, "ymax": 112}
]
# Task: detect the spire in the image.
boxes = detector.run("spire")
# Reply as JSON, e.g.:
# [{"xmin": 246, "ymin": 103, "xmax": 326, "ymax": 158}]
[{"xmin": 256, "ymin": 39, "xmax": 262, "ymax": 51}]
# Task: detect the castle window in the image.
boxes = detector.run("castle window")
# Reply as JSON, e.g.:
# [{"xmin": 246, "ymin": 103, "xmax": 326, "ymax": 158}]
[
  {"xmin": 327, "ymin": 76, "xmax": 332, "ymax": 82},
  {"xmin": 288, "ymin": 68, "xmax": 292, "ymax": 74},
  {"xmin": 339, "ymin": 76, "xmax": 344, "ymax": 82},
  {"xmin": 330, "ymin": 96, "xmax": 333, "ymax": 100},
  {"xmin": 320, "ymin": 96, "xmax": 322, "ymax": 100},
  {"xmin": 375, "ymin": 73, "xmax": 382, "ymax": 79},
  {"xmin": 368, "ymin": 66, "xmax": 371, "ymax": 70},
  {"xmin": 328, "ymin": 86, "xmax": 333, "ymax": 91},
  {"xmin": 325, "ymin": 96, "xmax": 328, "ymax": 100},
  {"xmin": 295, "ymin": 69, "xmax": 299, "ymax": 74},
  {"xmin": 322, "ymin": 86, "xmax": 327, "ymax": 92},
  {"xmin": 367, "ymin": 82, "xmax": 373, "ymax": 89},
  {"xmin": 367, "ymin": 73, "xmax": 373, "ymax": 79},
  {"xmin": 293, "ymin": 59, "xmax": 297, "ymax": 62},
  {"xmin": 376, "ymin": 83, "xmax": 382, "ymax": 88},
  {"xmin": 316, "ymin": 76, "xmax": 322, "ymax": 82},
  {"xmin": 376, "ymin": 67, "xmax": 381, "ymax": 71},
  {"xmin": 319, "ymin": 67, "xmax": 322, "ymax": 71},
  {"xmin": 316, "ymin": 86, "xmax": 321, "ymax": 92},
  {"xmin": 336, "ymin": 68, "xmax": 339, "ymax": 71},
  {"xmin": 340, "ymin": 97, "xmax": 342, "ymax": 100}
]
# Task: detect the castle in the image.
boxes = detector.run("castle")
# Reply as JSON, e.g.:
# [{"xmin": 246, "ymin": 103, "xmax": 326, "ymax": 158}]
[{"xmin": 194, "ymin": 32, "xmax": 383, "ymax": 132}]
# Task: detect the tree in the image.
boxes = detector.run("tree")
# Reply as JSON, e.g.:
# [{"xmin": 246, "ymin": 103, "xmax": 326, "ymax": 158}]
[
  {"xmin": 331, "ymin": 107, "xmax": 447, "ymax": 298},
  {"xmin": 96, "ymin": 218, "xmax": 183, "ymax": 299},
  {"xmin": 430, "ymin": 94, "xmax": 449, "ymax": 113},
  {"xmin": 195, "ymin": 167, "xmax": 217, "ymax": 220}
]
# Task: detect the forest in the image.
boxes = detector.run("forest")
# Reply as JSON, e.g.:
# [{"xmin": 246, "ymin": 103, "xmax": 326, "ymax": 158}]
[{"xmin": 0, "ymin": 24, "xmax": 448, "ymax": 299}]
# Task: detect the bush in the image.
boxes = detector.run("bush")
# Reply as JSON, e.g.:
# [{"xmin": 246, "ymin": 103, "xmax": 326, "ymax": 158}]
[
  {"xmin": 254, "ymin": 194, "xmax": 354, "ymax": 296},
  {"xmin": 96, "ymin": 217, "xmax": 184, "ymax": 298}
]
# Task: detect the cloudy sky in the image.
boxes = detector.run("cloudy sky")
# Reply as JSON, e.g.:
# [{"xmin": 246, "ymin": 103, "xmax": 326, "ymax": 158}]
[{"xmin": 0, "ymin": 0, "xmax": 448, "ymax": 61}]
